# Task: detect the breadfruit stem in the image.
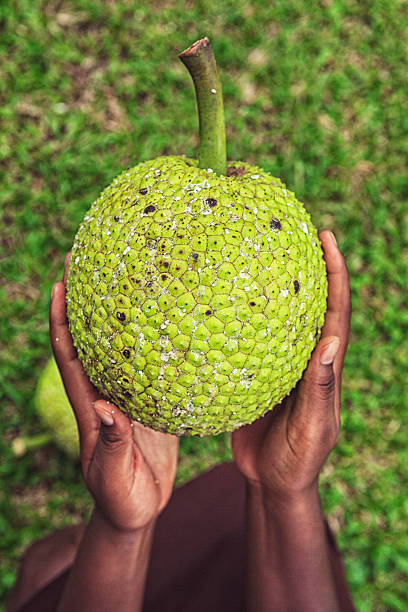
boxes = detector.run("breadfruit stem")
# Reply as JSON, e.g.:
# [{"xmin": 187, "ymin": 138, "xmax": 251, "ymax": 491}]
[
  {"xmin": 12, "ymin": 432, "xmax": 52, "ymax": 456},
  {"xmin": 179, "ymin": 37, "xmax": 227, "ymax": 175}
]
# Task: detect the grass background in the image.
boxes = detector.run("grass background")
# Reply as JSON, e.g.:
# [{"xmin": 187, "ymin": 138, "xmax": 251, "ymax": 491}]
[{"xmin": 1, "ymin": 0, "xmax": 407, "ymax": 609}]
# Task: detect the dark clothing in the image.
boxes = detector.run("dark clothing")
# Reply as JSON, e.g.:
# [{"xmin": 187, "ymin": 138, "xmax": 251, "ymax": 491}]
[{"xmin": 20, "ymin": 462, "xmax": 355, "ymax": 611}]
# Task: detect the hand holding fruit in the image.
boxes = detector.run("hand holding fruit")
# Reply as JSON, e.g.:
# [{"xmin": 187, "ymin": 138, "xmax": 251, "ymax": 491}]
[
  {"xmin": 50, "ymin": 256, "xmax": 178, "ymax": 532},
  {"xmin": 232, "ymin": 230, "xmax": 351, "ymax": 500}
]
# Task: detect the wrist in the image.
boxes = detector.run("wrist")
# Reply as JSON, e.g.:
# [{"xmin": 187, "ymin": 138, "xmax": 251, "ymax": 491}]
[
  {"xmin": 246, "ymin": 479, "xmax": 321, "ymax": 517},
  {"xmin": 92, "ymin": 506, "xmax": 156, "ymax": 542}
]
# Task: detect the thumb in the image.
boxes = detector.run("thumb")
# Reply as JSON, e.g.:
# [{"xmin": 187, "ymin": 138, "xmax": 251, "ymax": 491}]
[
  {"xmin": 91, "ymin": 400, "xmax": 135, "ymax": 477},
  {"xmin": 296, "ymin": 336, "xmax": 340, "ymax": 425}
]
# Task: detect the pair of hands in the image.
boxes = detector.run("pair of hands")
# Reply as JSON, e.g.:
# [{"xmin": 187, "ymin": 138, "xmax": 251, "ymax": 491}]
[{"xmin": 50, "ymin": 230, "xmax": 350, "ymax": 533}]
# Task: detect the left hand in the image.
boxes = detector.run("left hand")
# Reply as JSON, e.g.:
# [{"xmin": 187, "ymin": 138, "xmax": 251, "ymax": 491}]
[
  {"xmin": 231, "ymin": 230, "xmax": 351, "ymax": 500},
  {"xmin": 50, "ymin": 254, "xmax": 179, "ymax": 533}
]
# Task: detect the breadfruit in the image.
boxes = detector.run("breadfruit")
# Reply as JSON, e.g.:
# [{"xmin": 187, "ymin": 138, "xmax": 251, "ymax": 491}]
[{"xmin": 66, "ymin": 39, "xmax": 327, "ymax": 435}]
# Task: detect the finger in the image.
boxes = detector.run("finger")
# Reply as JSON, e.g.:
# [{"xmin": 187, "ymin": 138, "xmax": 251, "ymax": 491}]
[
  {"xmin": 50, "ymin": 282, "xmax": 76, "ymax": 363},
  {"xmin": 90, "ymin": 400, "xmax": 136, "ymax": 487},
  {"xmin": 63, "ymin": 252, "xmax": 72, "ymax": 286},
  {"xmin": 295, "ymin": 335, "xmax": 340, "ymax": 436},
  {"xmin": 319, "ymin": 231, "xmax": 351, "ymax": 353},
  {"xmin": 319, "ymin": 230, "xmax": 351, "ymax": 407},
  {"xmin": 50, "ymin": 281, "xmax": 100, "ymax": 453}
]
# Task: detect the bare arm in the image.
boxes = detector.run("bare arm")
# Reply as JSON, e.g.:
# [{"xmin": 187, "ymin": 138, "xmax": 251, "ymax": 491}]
[
  {"xmin": 246, "ymin": 485, "xmax": 338, "ymax": 612},
  {"xmin": 58, "ymin": 508, "xmax": 154, "ymax": 612},
  {"xmin": 232, "ymin": 230, "xmax": 352, "ymax": 611}
]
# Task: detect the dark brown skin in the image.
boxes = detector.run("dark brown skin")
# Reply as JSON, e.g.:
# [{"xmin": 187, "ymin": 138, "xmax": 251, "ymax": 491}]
[
  {"xmin": 9, "ymin": 229, "xmax": 349, "ymax": 612},
  {"xmin": 232, "ymin": 229, "xmax": 351, "ymax": 611}
]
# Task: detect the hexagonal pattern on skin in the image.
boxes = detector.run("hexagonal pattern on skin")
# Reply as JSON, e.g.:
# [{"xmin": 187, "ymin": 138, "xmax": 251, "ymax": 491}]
[{"xmin": 66, "ymin": 156, "xmax": 327, "ymax": 436}]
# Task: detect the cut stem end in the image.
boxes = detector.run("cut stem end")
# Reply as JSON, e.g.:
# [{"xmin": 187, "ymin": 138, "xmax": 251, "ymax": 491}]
[{"xmin": 179, "ymin": 38, "xmax": 227, "ymax": 175}]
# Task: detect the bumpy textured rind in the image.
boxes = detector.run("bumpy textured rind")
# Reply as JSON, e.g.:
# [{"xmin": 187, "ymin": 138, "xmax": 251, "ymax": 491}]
[
  {"xmin": 35, "ymin": 357, "xmax": 79, "ymax": 457},
  {"xmin": 66, "ymin": 156, "xmax": 327, "ymax": 436}
]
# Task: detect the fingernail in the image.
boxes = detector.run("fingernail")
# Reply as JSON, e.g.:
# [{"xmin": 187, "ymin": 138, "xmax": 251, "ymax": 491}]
[
  {"xmin": 329, "ymin": 231, "xmax": 337, "ymax": 246},
  {"xmin": 51, "ymin": 283, "xmax": 57, "ymax": 299},
  {"xmin": 93, "ymin": 401, "xmax": 114, "ymax": 426},
  {"xmin": 320, "ymin": 337, "xmax": 340, "ymax": 365}
]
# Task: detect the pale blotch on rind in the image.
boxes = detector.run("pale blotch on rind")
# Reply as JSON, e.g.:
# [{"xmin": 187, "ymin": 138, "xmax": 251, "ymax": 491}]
[{"xmin": 66, "ymin": 156, "xmax": 327, "ymax": 436}]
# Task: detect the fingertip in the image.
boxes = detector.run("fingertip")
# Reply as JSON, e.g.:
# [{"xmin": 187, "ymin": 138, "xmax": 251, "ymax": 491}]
[
  {"xmin": 319, "ymin": 230, "xmax": 340, "ymax": 259},
  {"xmin": 51, "ymin": 281, "xmax": 64, "ymax": 300},
  {"xmin": 50, "ymin": 281, "xmax": 67, "ymax": 328},
  {"xmin": 51, "ymin": 282, "xmax": 57, "ymax": 300},
  {"xmin": 320, "ymin": 230, "xmax": 348, "ymax": 278},
  {"xmin": 319, "ymin": 229, "xmax": 337, "ymax": 246}
]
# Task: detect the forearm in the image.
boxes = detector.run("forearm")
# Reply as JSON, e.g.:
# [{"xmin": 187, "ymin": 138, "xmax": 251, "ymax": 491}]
[
  {"xmin": 57, "ymin": 506, "xmax": 155, "ymax": 612},
  {"xmin": 245, "ymin": 483, "xmax": 340, "ymax": 612}
]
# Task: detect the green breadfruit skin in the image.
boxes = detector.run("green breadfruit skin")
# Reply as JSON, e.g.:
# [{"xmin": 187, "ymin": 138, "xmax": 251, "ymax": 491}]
[
  {"xmin": 34, "ymin": 357, "xmax": 79, "ymax": 456},
  {"xmin": 66, "ymin": 156, "xmax": 327, "ymax": 436}
]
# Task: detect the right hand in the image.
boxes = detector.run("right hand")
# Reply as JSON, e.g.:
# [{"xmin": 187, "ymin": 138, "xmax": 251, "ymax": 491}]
[{"xmin": 50, "ymin": 254, "xmax": 179, "ymax": 532}]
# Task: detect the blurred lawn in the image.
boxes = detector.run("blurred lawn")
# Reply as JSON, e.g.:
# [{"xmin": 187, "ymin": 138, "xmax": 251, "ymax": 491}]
[{"xmin": 1, "ymin": 0, "xmax": 408, "ymax": 609}]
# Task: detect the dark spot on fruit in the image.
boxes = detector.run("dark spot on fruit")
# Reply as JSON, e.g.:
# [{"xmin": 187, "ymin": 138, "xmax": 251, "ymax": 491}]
[
  {"xmin": 144, "ymin": 205, "xmax": 156, "ymax": 214},
  {"xmin": 163, "ymin": 262, "xmax": 169, "ymax": 268},
  {"xmin": 270, "ymin": 218, "xmax": 281, "ymax": 231},
  {"xmin": 102, "ymin": 271, "xmax": 106, "ymax": 277},
  {"xmin": 250, "ymin": 301, "xmax": 256, "ymax": 306},
  {"xmin": 192, "ymin": 252, "xmax": 198, "ymax": 260},
  {"xmin": 161, "ymin": 274, "xmax": 168, "ymax": 280},
  {"xmin": 146, "ymin": 281, "xmax": 153, "ymax": 288},
  {"xmin": 176, "ymin": 266, "xmax": 180, "ymax": 271},
  {"xmin": 116, "ymin": 312, "xmax": 126, "ymax": 321},
  {"xmin": 226, "ymin": 165, "xmax": 247, "ymax": 177},
  {"xmin": 139, "ymin": 187, "xmax": 148, "ymax": 195},
  {"xmin": 248, "ymin": 373, "xmax": 254, "ymax": 378},
  {"xmin": 205, "ymin": 309, "xmax": 212, "ymax": 315},
  {"xmin": 185, "ymin": 161, "xmax": 192, "ymax": 167},
  {"xmin": 123, "ymin": 378, "xmax": 129, "ymax": 383},
  {"xmin": 206, "ymin": 198, "xmax": 217, "ymax": 207},
  {"xmin": 177, "ymin": 234, "xmax": 184, "ymax": 239},
  {"xmin": 123, "ymin": 284, "xmax": 128, "ymax": 290},
  {"xmin": 124, "ymin": 391, "xmax": 132, "ymax": 398},
  {"xmin": 85, "ymin": 316, "xmax": 90, "ymax": 327},
  {"xmin": 114, "ymin": 215, "xmax": 120, "ymax": 221},
  {"xmin": 294, "ymin": 280, "xmax": 300, "ymax": 294},
  {"xmin": 135, "ymin": 279, "xmax": 141, "ymax": 284},
  {"xmin": 123, "ymin": 349, "xmax": 131, "ymax": 359}
]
